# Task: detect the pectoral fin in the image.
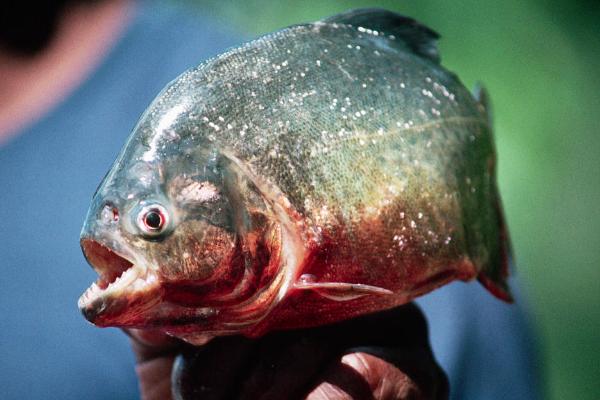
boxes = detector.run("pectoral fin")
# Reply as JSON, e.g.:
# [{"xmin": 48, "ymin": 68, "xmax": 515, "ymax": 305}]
[{"xmin": 294, "ymin": 275, "xmax": 393, "ymax": 301}]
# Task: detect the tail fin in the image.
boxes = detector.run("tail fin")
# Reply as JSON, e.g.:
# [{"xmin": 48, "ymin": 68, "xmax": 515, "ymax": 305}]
[
  {"xmin": 477, "ymin": 190, "xmax": 513, "ymax": 303},
  {"xmin": 473, "ymin": 84, "xmax": 513, "ymax": 303}
]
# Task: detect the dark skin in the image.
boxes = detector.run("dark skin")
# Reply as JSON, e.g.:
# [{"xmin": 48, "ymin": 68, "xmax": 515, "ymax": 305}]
[{"xmin": 128, "ymin": 304, "xmax": 449, "ymax": 400}]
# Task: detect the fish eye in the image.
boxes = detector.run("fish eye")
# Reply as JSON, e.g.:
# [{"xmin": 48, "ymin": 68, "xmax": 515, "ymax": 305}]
[
  {"xmin": 136, "ymin": 204, "xmax": 170, "ymax": 237},
  {"xmin": 144, "ymin": 211, "xmax": 162, "ymax": 230}
]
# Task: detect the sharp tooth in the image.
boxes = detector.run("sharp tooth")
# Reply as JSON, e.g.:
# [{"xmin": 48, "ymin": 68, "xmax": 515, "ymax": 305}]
[
  {"xmin": 121, "ymin": 267, "xmax": 139, "ymax": 286},
  {"xmin": 132, "ymin": 278, "xmax": 145, "ymax": 291},
  {"xmin": 105, "ymin": 267, "xmax": 138, "ymax": 293}
]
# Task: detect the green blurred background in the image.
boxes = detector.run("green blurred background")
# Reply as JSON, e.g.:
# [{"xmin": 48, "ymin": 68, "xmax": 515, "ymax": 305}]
[{"xmin": 182, "ymin": 1, "xmax": 599, "ymax": 398}]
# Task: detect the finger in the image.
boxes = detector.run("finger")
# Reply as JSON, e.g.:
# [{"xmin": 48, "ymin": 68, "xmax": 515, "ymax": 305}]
[
  {"xmin": 124, "ymin": 329, "xmax": 182, "ymax": 400},
  {"xmin": 346, "ymin": 345, "xmax": 449, "ymax": 400},
  {"xmin": 308, "ymin": 352, "xmax": 424, "ymax": 400},
  {"xmin": 125, "ymin": 328, "xmax": 182, "ymax": 363},
  {"xmin": 136, "ymin": 355, "xmax": 177, "ymax": 400}
]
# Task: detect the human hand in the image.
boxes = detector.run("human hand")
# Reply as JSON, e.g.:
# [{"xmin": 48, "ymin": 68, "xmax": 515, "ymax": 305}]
[{"xmin": 128, "ymin": 303, "xmax": 448, "ymax": 400}]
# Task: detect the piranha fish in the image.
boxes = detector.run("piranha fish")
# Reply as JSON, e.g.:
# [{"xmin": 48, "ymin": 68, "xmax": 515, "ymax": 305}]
[{"xmin": 79, "ymin": 8, "xmax": 512, "ymax": 345}]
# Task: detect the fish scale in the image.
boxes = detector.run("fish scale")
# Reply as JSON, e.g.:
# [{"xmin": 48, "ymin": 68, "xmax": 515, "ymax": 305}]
[{"xmin": 153, "ymin": 25, "xmax": 475, "ymax": 224}]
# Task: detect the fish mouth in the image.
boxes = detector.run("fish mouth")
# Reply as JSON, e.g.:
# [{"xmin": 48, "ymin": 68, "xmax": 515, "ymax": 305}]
[{"xmin": 78, "ymin": 238, "xmax": 160, "ymax": 326}]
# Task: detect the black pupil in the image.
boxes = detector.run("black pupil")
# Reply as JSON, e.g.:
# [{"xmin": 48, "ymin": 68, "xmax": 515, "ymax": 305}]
[{"xmin": 145, "ymin": 211, "xmax": 162, "ymax": 230}]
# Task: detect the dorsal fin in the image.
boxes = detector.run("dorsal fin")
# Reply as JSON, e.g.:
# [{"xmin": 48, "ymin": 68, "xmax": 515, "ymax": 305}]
[{"xmin": 323, "ymin": 8, "xmax": 440, "ymax": 63}]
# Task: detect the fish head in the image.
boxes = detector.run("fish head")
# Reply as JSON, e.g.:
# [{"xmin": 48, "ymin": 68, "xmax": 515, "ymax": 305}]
[{"xmin": 78, "ymin": 98, "xmax": 253, "ymax": 333}]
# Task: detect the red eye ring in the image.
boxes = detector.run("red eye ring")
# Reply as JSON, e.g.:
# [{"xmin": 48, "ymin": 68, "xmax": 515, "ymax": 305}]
[{"xmin": 136, "ymin": 204, "xmax": 170, "ymax": 236}]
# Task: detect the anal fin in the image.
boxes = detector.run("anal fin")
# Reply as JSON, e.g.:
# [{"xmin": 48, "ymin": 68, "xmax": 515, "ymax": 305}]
[
  {"xmin": 478, "ymin": 273, "xmax": 514, "ymax": 303},
  {"xmin": 294, "ymin": 274, "xmax": 393, "ymax": 301}
]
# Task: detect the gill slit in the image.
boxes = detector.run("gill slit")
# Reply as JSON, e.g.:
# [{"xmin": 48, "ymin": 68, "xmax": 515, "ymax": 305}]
[{"xmin": 219, "ymin": 150, "xmax": 310, "ymax": 328}]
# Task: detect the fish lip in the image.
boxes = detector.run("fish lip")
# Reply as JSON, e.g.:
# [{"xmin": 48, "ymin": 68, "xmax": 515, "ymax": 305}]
[{"xmin": 78, "ymin": 238, "xmax": 159, "ymax": 325}]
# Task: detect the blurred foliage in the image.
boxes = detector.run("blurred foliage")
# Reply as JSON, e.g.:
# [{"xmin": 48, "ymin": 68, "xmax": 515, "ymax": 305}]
[{"xmin": 180, "ymin": 0, "xmax": 599, "ymax": 398}]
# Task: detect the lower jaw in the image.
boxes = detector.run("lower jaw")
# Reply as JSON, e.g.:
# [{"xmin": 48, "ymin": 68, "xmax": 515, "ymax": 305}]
[
  {"xmin": 79, "ymin": 294, "xmax": 128, "ymax": 325},
  {"xmin": 79, "ymin": 285, "xmax": 162, "ymax": 327}
]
